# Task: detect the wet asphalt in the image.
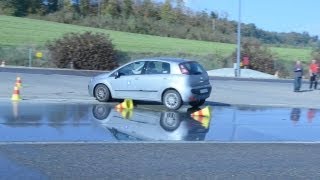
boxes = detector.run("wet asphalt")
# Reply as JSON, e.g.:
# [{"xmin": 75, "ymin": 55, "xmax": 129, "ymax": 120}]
[
  {"xmin": 0, "ymin": 102, "xmax": 320, "ymax": 178},
  {"xmin": 1, "ymin": 102, "xmax": 320, "ymax": 142},
  {"xmin": 1, "ymin": 68, "xmax": 320, "ymax": 178}
]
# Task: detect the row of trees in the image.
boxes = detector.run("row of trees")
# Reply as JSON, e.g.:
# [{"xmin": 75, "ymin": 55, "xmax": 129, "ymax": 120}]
[{"xmin": 1, "ymin": 0, "xmax": 319, "ymax": 47}]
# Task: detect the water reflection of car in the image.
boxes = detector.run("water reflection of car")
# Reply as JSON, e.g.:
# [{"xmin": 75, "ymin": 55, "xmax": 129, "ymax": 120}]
[
  {"xmin": 90, "ymin": 104, "xmax": 211, "ymax": 141},
  {"xmin": 88, "ymin": 58, "xmax": 212, "ymax": 110}
]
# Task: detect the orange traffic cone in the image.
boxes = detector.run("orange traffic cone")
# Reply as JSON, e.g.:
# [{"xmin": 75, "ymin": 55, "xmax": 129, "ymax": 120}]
[
  {"xmin": 11, "ymin": 85, "xmax": 21, "ymax": 101},
  {"xmin": 192, "ymin": 116, "xmax": 211, "ymax": 128},
  {"xmin": 191, "ymin": 106, "xmax": 211, "ymax": 117},
  {"xmin": 115, "ymin": 99, "xmax": 134, "ymax": 110},
  {"xmin": 15, "ymin": 76, "xmax": 22, "ymax": 88},
  {"xmin": 116, "ymin": 108, "xmax": 133, "ymax": 119},
  {"xmin": 1, "ymin": 61, "xmax": 5, "ymax": 67}
]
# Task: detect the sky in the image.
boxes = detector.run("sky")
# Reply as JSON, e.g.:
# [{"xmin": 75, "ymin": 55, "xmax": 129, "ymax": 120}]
[{"xmin": 183, "ymin": 0, "xmax": 320, "ymax": 37}]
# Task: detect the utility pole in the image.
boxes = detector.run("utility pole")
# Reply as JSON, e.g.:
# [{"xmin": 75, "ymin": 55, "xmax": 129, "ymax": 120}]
[{"xmin": 236, "ymin": 0, "xmax": 242, "ymax": 77}]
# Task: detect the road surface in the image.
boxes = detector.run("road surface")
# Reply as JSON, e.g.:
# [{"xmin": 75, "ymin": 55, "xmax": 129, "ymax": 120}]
[{"xmin": 1, "ymin": 69, "xmax": 320, "ymax": 179}]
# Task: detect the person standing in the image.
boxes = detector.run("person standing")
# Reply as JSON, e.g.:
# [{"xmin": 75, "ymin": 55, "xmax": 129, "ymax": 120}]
[
  {"xmin": 293, "ymin": 60, "xmax": 303, "ymax": 92},
  {"xmin": 309, "ymin": 59, "xmax": 319, "ymax": 90}
]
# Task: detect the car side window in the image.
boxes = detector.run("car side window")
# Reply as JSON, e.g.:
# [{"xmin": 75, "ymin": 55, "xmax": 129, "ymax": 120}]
[
  {"xmin": 145, "ymin": 61, "xmax": 169, "ymax": 74},
  {"xmin": 161, "ymin": 62, "xmax": 170, "ymax": 74},
  {"xmin": 117, "ymin": 61, "xmax": 146, "ymax": 76}
]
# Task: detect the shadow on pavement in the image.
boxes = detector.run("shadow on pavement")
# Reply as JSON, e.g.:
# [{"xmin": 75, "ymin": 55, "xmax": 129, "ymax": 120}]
[
  {"xmin": 296, "ymin": 89, "xmax": 313, "ymax": 93},
  {"xmin": 204, "ymin": 101, "xmax": 231, "ymax": 107}
]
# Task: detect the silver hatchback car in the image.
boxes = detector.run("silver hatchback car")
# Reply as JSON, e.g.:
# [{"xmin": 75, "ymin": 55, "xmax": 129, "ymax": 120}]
[{"xmin": 88, "ymin": 58, "xmax": 212, "ymax": 110}]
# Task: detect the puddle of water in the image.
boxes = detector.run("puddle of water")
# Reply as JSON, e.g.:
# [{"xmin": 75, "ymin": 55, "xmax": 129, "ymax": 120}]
[
  {"xmin": 0, "ymin": 102, "xmax": 115, "ymax": 142},
  {"xmin": 210, "ymin": 106, "xmax": 320, "ymax": 142},
  {"xmin": 0, "ymin": 101, "xmax": 320, "ymax": 142}
]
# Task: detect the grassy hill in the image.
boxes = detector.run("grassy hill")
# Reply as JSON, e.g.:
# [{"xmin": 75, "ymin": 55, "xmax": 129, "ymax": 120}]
[{"xmin": 0, "ymin": 15, "xmax": 312, "ymax": 63}]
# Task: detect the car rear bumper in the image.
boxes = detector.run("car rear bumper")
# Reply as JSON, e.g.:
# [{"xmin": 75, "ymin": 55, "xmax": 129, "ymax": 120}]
[{"xmin": 180, "ymin": 85, "xmax": 212, "ymax": 102}]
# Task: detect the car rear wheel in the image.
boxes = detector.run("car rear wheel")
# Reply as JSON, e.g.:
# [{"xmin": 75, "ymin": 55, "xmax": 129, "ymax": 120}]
[
  {"xmin": 160, "ymin": 111, "xmax": 181, "ymax": 131},
  {"xmin": 189, "ymin": 99, "xmax": 205, "ymax": 107},
  {"xmin": 163, "ymin": 90, "xmax": 182, "ymax": 110},
  {"xmin": 94, "ymin": 84, "xmax": 111, "ymax": 102}
]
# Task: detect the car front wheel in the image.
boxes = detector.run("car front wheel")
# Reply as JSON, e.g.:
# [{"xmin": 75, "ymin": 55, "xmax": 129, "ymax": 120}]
[
  {"xmin": 163, "ymin": 90, "xmax": 182, "ymax": 110},
  {"xmin": 94, "ymin": 84, "xmax": 111, "ymax": 102},
  {"xmin": 92, "ymin": 104, "xmax": 111, "ymax": 120}
]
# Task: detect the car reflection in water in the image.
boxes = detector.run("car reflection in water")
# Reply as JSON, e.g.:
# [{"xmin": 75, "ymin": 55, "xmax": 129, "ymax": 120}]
[{"xmin": 91, "ymin": 104, "xmax": 211, "ymax": 141}]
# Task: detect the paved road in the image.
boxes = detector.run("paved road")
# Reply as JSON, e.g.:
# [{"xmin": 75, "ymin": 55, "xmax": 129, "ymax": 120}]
[
  {"xmin": 212, "ymin": 79, "xmax": 320, "ymax": 108},
  {"xmin": 1, "ymin": 70, "xmax": 320, "ymax": 179},
  {"xmin": 1, "ymin": 143, "xmax": 320, "ymax": 179},
  {"xmin": 0, "ymin": 71, "xmax": 319, "ymax": 108}
]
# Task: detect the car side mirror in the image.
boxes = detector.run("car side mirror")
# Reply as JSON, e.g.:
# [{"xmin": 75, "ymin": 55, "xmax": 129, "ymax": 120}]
[{"xmin": 115, "ymin": 71, "xmax": 120, "ymax": 79}]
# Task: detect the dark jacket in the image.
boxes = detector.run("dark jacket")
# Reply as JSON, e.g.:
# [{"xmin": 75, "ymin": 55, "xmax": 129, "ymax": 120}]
[{"xmin": 294, "ymin": 65, "xmax": 303, "ymax": 78}]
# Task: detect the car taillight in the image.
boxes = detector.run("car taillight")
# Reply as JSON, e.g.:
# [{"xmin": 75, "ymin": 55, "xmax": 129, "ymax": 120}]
[{"xmin": 179, "ymin": 64, "xmax": 189, "ymax": 74}]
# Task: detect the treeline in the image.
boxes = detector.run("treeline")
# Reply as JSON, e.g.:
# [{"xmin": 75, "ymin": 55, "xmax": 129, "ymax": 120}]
[{"xmin": 0, "ymin": 0, "xmax": 319, "ymax": 47}]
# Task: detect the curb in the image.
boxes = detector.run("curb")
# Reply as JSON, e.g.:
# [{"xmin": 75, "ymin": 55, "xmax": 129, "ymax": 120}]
[{"xmin": 0, "ymin": 66, "xmax": 104, "ymax": 77}]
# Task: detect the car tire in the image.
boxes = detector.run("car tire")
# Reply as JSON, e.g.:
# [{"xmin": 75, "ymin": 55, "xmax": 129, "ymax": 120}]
[
  {"xmin": 160, "ymin": 111, "xmax": 181, "ymax": 131},
  {"xmin": 189, "ymin": 99, "xmax": 205, "ymax": 107},
  {"xmin": 94, "ymin": 84, "xmax": 111, "ymax": 102},
  {"xmin": 163, "ymin": 90, "xmax": 182, "ymax": 110},
  {"xmin": 92, "ymin": 104, "xmax": 111, "ymax": 120}
]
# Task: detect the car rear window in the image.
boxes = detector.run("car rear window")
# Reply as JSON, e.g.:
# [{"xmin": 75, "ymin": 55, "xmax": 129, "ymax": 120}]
[{"xmin": 179, "ymin": 61, "xmax": 205, "ymax": 75}]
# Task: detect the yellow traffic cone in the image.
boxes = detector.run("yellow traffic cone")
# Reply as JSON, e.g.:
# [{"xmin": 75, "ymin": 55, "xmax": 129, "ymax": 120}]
[
  {"xmin": 11, "ymin": 85, "xmax": 21, "ymax": 101},
  {"xmin": 192, "ymin": 116, "xmax": 211, "ymax": 128},
  {"xmin": 15, "ymin": 76, "xmax": 22, "ymax": 88},
  {"xmin": 116, "ymin": 108, "xmax": 133, "ymax": 120},
  {"xmin": 115, "ymin": 99, "xmax": 134, "ymax": 110},
  {"xmin": 191, "ymin": 106, "xmax": 211, "ymax": 117}
]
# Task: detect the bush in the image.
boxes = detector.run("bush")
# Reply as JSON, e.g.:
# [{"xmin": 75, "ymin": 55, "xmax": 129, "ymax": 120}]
[
  {"xmin": 233, "ymin": 40, "xmax": 276, "ymax": 74},
  {"xmin": 46, "ymin": 31, "xmax": 118, "ymax": 70},
  {"xmin": 311, "ymin": 47, "xmax": 320, "ymax": 60}
]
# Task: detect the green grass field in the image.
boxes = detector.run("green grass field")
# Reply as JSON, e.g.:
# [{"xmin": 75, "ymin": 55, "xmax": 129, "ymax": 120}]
[{"xmin": 0, "ymin": 15, "xmax": 312, "ymax": 62}]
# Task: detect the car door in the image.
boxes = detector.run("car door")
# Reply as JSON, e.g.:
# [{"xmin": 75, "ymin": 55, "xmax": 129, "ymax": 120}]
[
  {"xmin": 108, "ymin": 61, "xmax": 146, "ymax": 99},
  {"xmin": 133, "ymin": 61, "xmax": 171, "ymax": 100}
]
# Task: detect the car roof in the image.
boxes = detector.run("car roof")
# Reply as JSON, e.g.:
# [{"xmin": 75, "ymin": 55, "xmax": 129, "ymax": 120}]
[{"xmin": 134, "ymin": 57, "xmax": 192, "ymax": 64}]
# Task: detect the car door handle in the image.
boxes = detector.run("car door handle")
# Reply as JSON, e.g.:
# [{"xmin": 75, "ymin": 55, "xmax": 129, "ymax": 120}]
[{"xmin": 135, "ymin": 77, "xmax": 139, "ymax": 80}]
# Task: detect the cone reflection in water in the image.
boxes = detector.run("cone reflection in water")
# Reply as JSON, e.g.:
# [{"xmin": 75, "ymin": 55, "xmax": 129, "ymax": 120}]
[
  {"xmin": 115, "ymin": 99, "xmax": 134, "ymax": 110},
  {"xmin": 191, "ymin": 106, "xmax": 211, "ymax": 117},
  {"xmin": 12, "ymin": 101, "xmax": 19, "ymax": 119},
  {"xmin": 15, "ymin": 76, "xmax": 22, "ymax": 88},
  {"xmin": 192, "ymin": 116, "xmax": 210, "ymax": 129},
  {"xmin": 116, "ymin": 108, "xmax": 133, "ymax": 120},
  {"xmin": 11, "ymin": 85, "xmax": 21, "ymax": 101}
]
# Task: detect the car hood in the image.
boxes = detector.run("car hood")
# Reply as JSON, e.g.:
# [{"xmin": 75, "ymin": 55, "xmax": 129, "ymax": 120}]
[{"xmin": 93, "ymin": 72, "xmax": 110, "ymax": 80}]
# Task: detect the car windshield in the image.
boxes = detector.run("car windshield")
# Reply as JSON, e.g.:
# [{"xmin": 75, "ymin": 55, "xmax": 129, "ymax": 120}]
[{"xmin": 181, "ymin": 61, "xmax": 205, "ymax": 75}]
